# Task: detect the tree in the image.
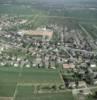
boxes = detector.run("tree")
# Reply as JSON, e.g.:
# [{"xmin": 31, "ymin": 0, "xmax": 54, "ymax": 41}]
[
  {"xmin": 51, "ymin": 85, "xmax": 57, "ymax": 90},
  {"xmin": 94, "ymin": 91, "xmax": 97, "ymax": 98},
  {"xmin": 75, "ymin": 80, "xmax": 79, "ymax": 88}
]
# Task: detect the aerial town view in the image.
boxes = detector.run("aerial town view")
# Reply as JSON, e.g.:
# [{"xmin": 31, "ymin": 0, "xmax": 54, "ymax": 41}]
[{"xmin": 0, "ymin": 0, "xmax": 97, "ymax": 100}]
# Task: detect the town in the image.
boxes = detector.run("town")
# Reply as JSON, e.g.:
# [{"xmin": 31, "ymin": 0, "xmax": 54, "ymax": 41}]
[{"xmin": 0, "ymin": 0, "xmax": 97, "ymax": 100}]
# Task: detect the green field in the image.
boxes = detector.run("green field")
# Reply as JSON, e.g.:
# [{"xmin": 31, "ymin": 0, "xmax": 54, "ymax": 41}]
[
  {"xmin": 0, "ymin": 83, "xmax": 16, "ymax": 97},
  {"xmin": 15, "ymin": 86, "xmax": 35, "ymax": 99},
  {"xmin": 0, "ymin": 4, "xmax": 97, "ymax": 25},
  {"xmin": 0, "ymin": 4, "xmax": 47, "ymax": 15},
  {"xmin": 0, "ymin": 67, "xmax": 65, "ymax": 99},
  {"xmin": 19, "ymin": 68, "xmax": 63, "ymax": 84},
  {"xmin": 0, "ymin": 67, "xmax": 64, "ymax": 85},
  {"xmin": 15, "ymin": 91, "xmax": 74, "ymax": 100},
  {"xmin": 0, "ymin": 67, "xmax": 19, "ymax": 97}
]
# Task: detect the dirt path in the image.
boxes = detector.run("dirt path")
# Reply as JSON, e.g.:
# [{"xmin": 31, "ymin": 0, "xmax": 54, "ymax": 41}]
[{"xmin": 0, "ymin": 97, "xmax": 13, "ymax": 100}]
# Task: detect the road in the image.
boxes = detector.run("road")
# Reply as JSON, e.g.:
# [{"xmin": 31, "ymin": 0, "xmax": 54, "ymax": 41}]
[{"xmin": 60, "ymin": 46, "xmax": 97, "ymax": 55}]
